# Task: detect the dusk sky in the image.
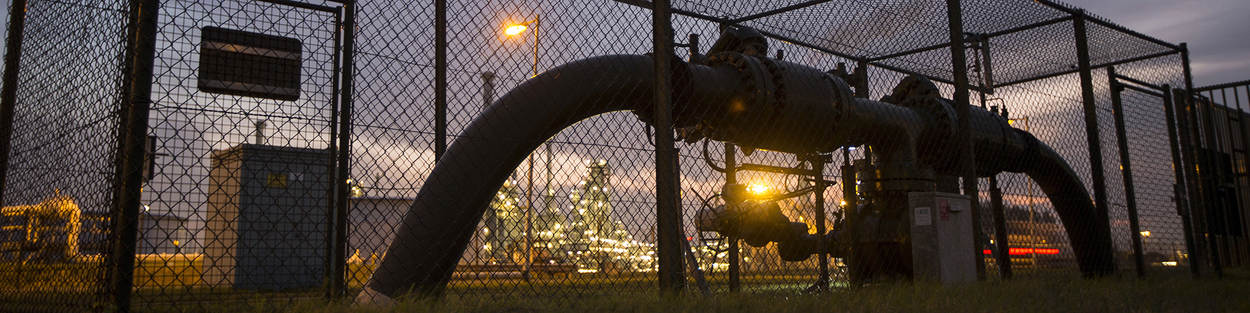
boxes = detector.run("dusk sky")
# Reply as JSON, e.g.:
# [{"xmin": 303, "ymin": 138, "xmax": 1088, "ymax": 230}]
[
  {"xmin": 1067, "ymin": 0, "xmax": 1250, "ymax": 86},
  {"xmin": 0, "ymin": 0, "xmax": 1243, "ymax": 85}
]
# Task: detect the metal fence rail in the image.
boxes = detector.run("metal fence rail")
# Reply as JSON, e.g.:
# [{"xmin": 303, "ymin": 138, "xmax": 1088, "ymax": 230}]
[{"xmin": 0, "ymin": 0, "xmax": 1233, "ymax": 312}]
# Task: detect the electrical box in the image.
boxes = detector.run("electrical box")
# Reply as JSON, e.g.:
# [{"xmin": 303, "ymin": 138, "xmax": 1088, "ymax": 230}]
[
  {"xmin": 205, "ymin": 144, "xmax": 330, "ymax": 290},
  {"xmin": 908, "ymin": 192, "xmax": 976, "ymax": 284}
]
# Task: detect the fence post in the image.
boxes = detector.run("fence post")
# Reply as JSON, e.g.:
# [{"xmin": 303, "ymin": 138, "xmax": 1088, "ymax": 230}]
[
  {"xmin": 724, "ymin": 143, "xmax": 740, "ymax": 292},
  {"xmin": 0, "ymin": 0, "xmax": 28, "ymax": 208},
  {"xmin": 843, "ymin": 59, "xmax": 868, "ymax": 285},
  {"xmin": 988, "ymin": 174, "xmax": 1011, "ymax": 279},
  {"xmin": 812, "ymin": 154, "xmax": 829, "ymax": 290},
  {"xmin": 325, "ymin": 7, "xmax": 344, "ymax": 299},
  {"xmin": 434, "ymin": 0, "xmax": 447, "ymax": 160},
  {"xmin": 330, "ymin": 0, "xmax": 357, "ymax": 299},
  {"xmin": 1161, "ymin": 81, "xmax": 1201, "ymax": 278},
  {"xmin": 651, "ymin": 0, "xmax": 684, "ymax": 293},
  {"xmin": 1072, "ymin": 10, "xmax": 1116, "ymax": 276},
  {"xmin": 1107, "ymin": 66, "xmax": 1146, "ymax": 278},
  {"xmin": 944, "ymin": 0, "xmax": 986, "ymax": 280},
  {"xmin": 109, "ymin": 0, "xmax": 161, "ymax": 311},
  {"xmin": 1182, "ymin": 44, "xmax": 1224, "ymax": 277}
]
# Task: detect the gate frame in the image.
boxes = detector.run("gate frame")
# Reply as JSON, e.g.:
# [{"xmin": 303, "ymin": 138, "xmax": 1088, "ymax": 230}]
[{"xmin": 104, "ymin": 0, "xmax": 356, "ymax": 311}]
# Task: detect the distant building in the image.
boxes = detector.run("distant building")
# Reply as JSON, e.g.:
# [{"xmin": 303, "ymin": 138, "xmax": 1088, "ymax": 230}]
[{"xmin": 137, "ymin": 209, "xmax": 192, "ymax": 255}]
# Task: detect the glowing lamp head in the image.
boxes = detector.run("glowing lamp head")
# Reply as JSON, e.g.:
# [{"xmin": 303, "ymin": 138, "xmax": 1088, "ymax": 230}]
[{"xmin": 504, "ymin": 24, "xmax": 528, "ymax": 36}]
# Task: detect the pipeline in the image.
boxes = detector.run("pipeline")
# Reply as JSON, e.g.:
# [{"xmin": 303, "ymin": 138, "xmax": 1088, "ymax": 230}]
[{"xmin": 359, "ymin": 28, "xmax": 1115, "ymax": 302}]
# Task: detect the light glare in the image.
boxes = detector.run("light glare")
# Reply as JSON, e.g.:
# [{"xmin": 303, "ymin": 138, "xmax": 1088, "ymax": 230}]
[
  {"xmin": 747, "ymin": 183, "xmax": 769, "ymax": 195},
  {"xmin": 505, "ymin": 24, "xmax": 528, "ymax": 36}
]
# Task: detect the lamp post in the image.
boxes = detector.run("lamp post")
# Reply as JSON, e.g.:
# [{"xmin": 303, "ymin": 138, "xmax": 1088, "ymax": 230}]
[{"xmin": 505, "ymin": 15, "xmax": 543, "ymax": 280}]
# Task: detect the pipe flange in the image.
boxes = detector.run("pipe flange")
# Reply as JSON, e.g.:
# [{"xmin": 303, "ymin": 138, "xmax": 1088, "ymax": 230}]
[
  {"xmin": 705, "ymin": 51, "xmax": 777, "ymax": 139},
  {"xmin": 882, "ymin": 75, "xmax": 956, "ymax": 139},
  {"xmin": 819, "ymin": 73, "xmax": 852, "ymax": 125},
  {"xmin": 760, "ymin": 58, "xmax": 787, "ymax": 114}
]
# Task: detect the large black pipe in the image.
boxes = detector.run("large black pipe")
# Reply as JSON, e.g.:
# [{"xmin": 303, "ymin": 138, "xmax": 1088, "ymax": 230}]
[
  {"xmin": 361, "ymin": 49, "xmax": 1114, "ymax": 302},
  {"xmin": 359, "ymin": 55, "xmax": 733, "ymax": 301}
]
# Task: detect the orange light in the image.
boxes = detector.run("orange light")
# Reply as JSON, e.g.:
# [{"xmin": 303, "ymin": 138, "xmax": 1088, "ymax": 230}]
[
  {"xmin": 1034, "ymin": 248, "xmax": 1060, "ymax": 255},
  {"xmin": 504, "ymin": 24, "xmax": 528, "ymax": 36},
  {"xmin": 983, "ymin": 248, "xmax": 1061, "ymax": 255},
  {"xmin": 747, "ymin": 183, "xmax": 770, "ymax": 196}
]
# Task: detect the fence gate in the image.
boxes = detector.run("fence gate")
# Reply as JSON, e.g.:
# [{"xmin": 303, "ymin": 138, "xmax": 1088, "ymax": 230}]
[
  {"xmin": 138, "ymin": 0, "xmax": 346, "ymax": 307},
  {"xmin": 1106, "ymin": 66, "xmax": 1200, "ymax": 278},
  {"xmin": 1193, "ymin": 80, "xmax": 1250, "ymax": 274}
]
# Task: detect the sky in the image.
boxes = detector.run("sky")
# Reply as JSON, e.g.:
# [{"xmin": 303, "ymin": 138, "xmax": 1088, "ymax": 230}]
[
  {"xmin": 1066, "ymin": 0, "xmax": 1250, "ymax": 86},
  {"xmin": 0, "ymin": 0, "xmax": 1245, "ymax": 85},
  {"xmin": 0, "ymin": 0, "xmax": 1244, "ymax": 85}
]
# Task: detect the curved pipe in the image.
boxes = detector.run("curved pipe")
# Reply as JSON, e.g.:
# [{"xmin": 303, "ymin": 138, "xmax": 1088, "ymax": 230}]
[
  {"xmin": 362, "ymin": 52, "xmax": 1115, "ymax": 302},
  {"xmin": 362, "ymin": 55, "xmax": 666, "ymax": 299},
  {"xmin": 976, "ymin": 127, "xmax": 1117, "ymax": 276}
]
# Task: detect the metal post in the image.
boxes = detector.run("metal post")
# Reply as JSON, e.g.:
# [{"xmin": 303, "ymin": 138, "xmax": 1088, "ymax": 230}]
[
  {"xmin": 534, "ymin": 15, "xmax": 548, "ymax": 281},
  {"xmin": 331, "ymin": 1, "xmax": 356, "ymax": 299},
  {"xmin": 845, "ymin": 59, "xmax": 867, "ymax": 285},
  {"xmin": 812, "ymin": 154, "xmax": 829, "ymax": 290},
  {"xmin": 481, "ymin": 72, "xmax": 496, "ymax": 109},
  {"xmin": 110, "ymin": 0, "xmax": 160, "ymax": 310},
  {"xmin": 945, "ymin": 0, "xmax": 985, "ymax": 280},
  {"xmin": 724, "ymin": 143, "xmax": 740, "ymax": 292},
  {"xmin": 536, "ymin": 17, "xmax": 554, "ymax": 243},
  {"xmin": 1173, "ymin": 72, "xmax": 1208, "ymax": 276},
  {"xmin": 983, "ymin": 51, "xmax": 1010, "ymax": 279},
  {"xmin": 1217, "ymin": 88, "xmax": 1242, "ymax": 268},
  {"xmin": 1236, "ymin": 88, "xmax": 1250, "ymax": 266},
  {"xmin": 1108, "ymin": 67, "xmax": 1146, "ymax": 278},
  {"xmin": 0, "ymin": 0, "xmax": 29, "ymax": 208},
  {"xmin": 325, "ymin": 8, "xmax": 344, "ymax": 299},
  {"xmin": 1162, "ymin": 83, "xmax": 1201, "ymax": 277},
  {"xmin": 434, "ymin": 0, "xmax": 447, "ymax": 160},
  {"xmin": 652, "ymin": 0, "xmax": 685, "ymax": 293},
  {"xmin": 1073, "ymin": 11, "xmax": 1116, "ymax": 276},
  {"xmin": 1182, "ymin": 43, "xmax": 1221, "ymax": 277},
  {"xmin": 989, "ymin": 176, "xmax": 1011, "ymax": 279}
]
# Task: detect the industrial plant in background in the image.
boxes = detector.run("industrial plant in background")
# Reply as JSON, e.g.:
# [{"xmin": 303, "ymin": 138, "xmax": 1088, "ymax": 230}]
[
  {"xmin": 479, "ymin": 159, "xmax": 655, "ymax": 275},
  {"xmin": 0, "ymin": 192, "xmax": 81, "ymax": 262}
]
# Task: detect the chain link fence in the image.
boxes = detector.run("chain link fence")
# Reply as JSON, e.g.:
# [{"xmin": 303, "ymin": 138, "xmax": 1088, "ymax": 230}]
[{"xmin": 0, "ymin": 0, "xmax": 1240, "ymax": 311}]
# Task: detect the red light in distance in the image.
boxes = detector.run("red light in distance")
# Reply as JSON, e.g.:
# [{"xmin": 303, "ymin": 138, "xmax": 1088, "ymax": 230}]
[{"xmin": 982, "ymin": 248, "xmax": 1060, "ymax": 255}]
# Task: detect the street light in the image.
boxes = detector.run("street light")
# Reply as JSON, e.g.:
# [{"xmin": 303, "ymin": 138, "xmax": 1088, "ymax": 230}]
[
  {"xmin": 504, "ymin": 24, "xmax": 528, "ymax": 36},
  {"xmin": 504, "ymin": 15, "xmax": 540, "ymax": 78},
  {"xmin": 504, "ymin": 15, "xmax": 543, "ymax": 280}
]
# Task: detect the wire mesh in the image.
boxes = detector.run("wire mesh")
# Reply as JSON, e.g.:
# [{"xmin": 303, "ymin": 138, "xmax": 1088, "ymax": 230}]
[
  {"xmin": 0, "ymin": 0, "xmax": 129, "ymax": 311},
  {"xmin": 1193, "ymin": 81, "xmax": 1250, "ymax": 269},
  {"xmin": 0, "ymin": 0, "xmax": 1220, "ymax": 311}
]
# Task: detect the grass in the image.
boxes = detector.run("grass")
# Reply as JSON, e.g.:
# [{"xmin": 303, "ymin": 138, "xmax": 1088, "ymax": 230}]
[
  {"xmin": 6, "ymin": 259, "xmax": 1249, "ymax": 312},
  {"xmin": 229, "ymin": 270, "xmax": 1249, "ymax": 313}
]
